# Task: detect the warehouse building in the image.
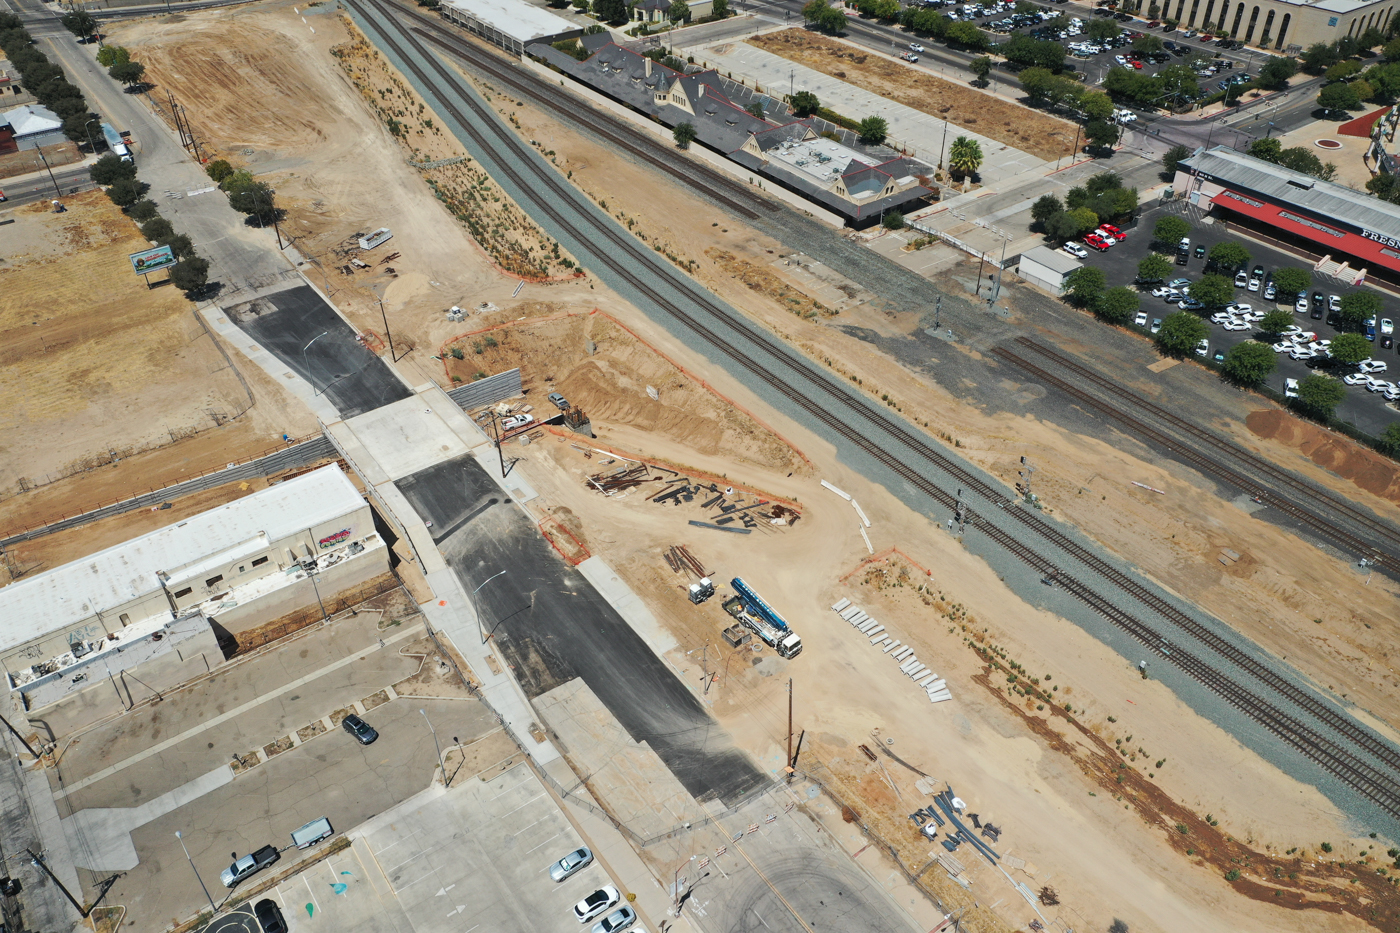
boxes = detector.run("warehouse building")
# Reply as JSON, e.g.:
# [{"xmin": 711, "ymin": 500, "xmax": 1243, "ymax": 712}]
[
  {"xmin": 439, "ymin": 0, "xmax": 582, "ymax": 55},
  {"xmin": 1175, "ymin": 145, "xmax": 1400, "ymax": 285},
  {"xmin": 0, "ymin": 465, "xmax": 389, "ymax": 719},
  {"xmin": 1160, "ymin": 0, "xmax": 1396, "ymax": 54},
  {"xmin": 1017, "ymin": 245, "xmax": 1082, "ymax": 296}
]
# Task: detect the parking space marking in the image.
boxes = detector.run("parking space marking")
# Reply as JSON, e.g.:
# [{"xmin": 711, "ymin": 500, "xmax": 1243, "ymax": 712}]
[
  {"xmin": 373, "ymin": 826, "xmax": 424, "ymax": 856},
  {"xmin": 302, "ymin": 874, "xmax": 321, "ymax": 914},
  {"xmin": 526, "ymin": 831, "xmax": 561, "ymax": 855},
  {"xmin": 394, "ymin": 864, "xmax": 443, "ymax": 892},
  {"xmin": 501, "ymin": 792, "xmax": 545, "ymax": 816}
]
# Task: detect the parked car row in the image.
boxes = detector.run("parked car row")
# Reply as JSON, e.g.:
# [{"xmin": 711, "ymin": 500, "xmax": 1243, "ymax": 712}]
[{"xmin": 551, "ymin": 848, "xmax": 639, "ymax": 932}]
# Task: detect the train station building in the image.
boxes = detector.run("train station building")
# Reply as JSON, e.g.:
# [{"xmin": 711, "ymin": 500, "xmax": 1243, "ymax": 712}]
[{"xmin": 1174, "ymin": 145, "xmax": 1400, "ymax": 286}]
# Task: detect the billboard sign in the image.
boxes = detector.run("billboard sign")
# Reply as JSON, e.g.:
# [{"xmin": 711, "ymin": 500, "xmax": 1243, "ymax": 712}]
[{"xmin": 129, "ymin": 245, "xmax": 176, "ymax": 275}]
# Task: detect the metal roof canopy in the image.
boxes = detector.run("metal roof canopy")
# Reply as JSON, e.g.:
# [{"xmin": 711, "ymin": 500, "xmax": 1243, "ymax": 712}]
[{"xmin": 439, "ymin": 0, "xmax": 578, "ymax": 44}]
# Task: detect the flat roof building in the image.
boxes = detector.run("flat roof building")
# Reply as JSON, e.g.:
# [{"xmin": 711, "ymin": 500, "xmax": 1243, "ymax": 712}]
[
  {"xmin": 1159, "ymin": 0, "xmax": 1397, "ymax": 55},
  {"xmin": 440, "ymin": 0, "xmax": 582, "ymax": 55},
  {"xmin": 1174, "ymin": 145, "xmax": 1400, "ymax": 285},
  {"xmin": 1017, "ymin": 245, "xmax": 1082, "ymax": 296}
]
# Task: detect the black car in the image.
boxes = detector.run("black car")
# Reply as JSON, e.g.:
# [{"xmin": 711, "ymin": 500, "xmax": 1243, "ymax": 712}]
[
  {"xmin": 1326, "ymin": 310, "xmax": 1341, "ymax": 327},
  {"xmin": 254, "ymin": 899, "xmax": 288, "ymax": 933},
  {"xmin": 341, "ymin": 713, "xmax": 378, "ymax": 745},
  {"xmin": 1176, "ymin": 250, "xmax": 1189, "ymax": 265},
  {"xmin": 1193, "ymin": 244, "xmax": 1206, "ymax": 258},
  {"xmin": 1383, "ymin": 334, "xmax": 1395, "ymax": 350},
  {"xmin": 1311, "ymin": 305, "xmax": 1324, "ymax": 321},
  {"xmin": 1312, "ymin": 291, "xmax": 1325, "ymax": 310}
]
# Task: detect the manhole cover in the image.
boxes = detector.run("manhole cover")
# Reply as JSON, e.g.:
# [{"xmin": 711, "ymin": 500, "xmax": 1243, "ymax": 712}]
[{"xmin": 1315, "ymin": 138, "xmax": 1343, "ymax": 150}]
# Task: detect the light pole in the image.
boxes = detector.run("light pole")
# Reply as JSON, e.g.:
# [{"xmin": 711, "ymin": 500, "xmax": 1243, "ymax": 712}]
[
  {"xmin": 301, "ymin": 331, "xmax": 328, "ymax": 378},
  {"xmin": 473, "ymin": 569, "xmax": 509, "ymax": 643},
  {"xmin": 175, "ymin": 832, "xmax": 218, "ymax": 917},
  {"xmin": 420, "ymin": 709, "xmax": 444, "ymax": 782},
  {"xmin": 83, "ymin": 118, "xmax": 99, "ymax": 156}
]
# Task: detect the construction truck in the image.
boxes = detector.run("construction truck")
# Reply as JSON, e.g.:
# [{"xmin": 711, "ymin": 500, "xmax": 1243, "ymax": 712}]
[
  {"xmin": 723, "ymin": 577, "xmax": 802, "ymax": 659},
  {"xmin": 101, "ymin": 123, "xmax": 132, "ymax": 163}
]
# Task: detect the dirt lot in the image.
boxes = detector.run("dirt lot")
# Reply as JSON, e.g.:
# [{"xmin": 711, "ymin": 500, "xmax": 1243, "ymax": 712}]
[
  {"xmin": 750, "ymin": 29, "xmax": 1076, "ymax": 162},
  {"xmin": 0, "ymin": 190, "xmax": 305, "ymax": 496}
]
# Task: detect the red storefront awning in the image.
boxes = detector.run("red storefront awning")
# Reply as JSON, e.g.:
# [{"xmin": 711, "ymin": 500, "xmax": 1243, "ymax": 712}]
[{"xmin": 1209, "ymin": 188, "xmax": 1400, "ymax": 275}]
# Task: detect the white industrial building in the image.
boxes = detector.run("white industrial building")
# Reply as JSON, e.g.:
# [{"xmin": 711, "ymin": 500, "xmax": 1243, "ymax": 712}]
[
  {"xmin": 439, "ymin": 0, "xmax": 582, "ymax": 55},
  {"xmin": 2, "ymin": 103, "xmax": 63, "ymax": 151},
  {"xmin": 0, "ymin": 465, "xmax": 389, "ymax": 715},
  {"xmin": 1017, "ymin": 245, "xmax": 1082, "ymax": 297}
]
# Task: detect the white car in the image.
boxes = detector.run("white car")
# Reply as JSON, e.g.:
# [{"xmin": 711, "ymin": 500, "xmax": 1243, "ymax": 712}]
[
  {"xmin": 1366, "ymin": 376, "xmax": 1391, "ymax": 392},
  {"xmin": 1225, "ymin": 302, "xmax": 1252, "ymax": 315},
  {"xmin": 1242, "ymin": 310, "xmax": 1266, "ymax": 323},
  {"xmin": 1234, "ymin": 271, "xmax": 1249, "ymax": 288},
  {"xmin": 1063, "ymin": 242, "xmax": 1089, "ymax": 259},
  {"xmin": 1385, "ymin": 383, "xmax": 1400, "ymax": 401},
  {"xmin": 1134, "ymin": 311, "xmax": 1148, "ymax": 326},
  {"xmin": 1281, "ymin": 325, "xmax": 1303, "ymax": 338},
  {"xmin": 1360, "ymin": 358, "xmax": 1389, "ymax": 374},
  {"xmin": 1383, "ymin": 318, "xmax": 1395, "ymax": 336},
  {"xmin": 1210, "ymin": 311, "xmax": 1234, "ymax": 324},
  {"xmin": 501, "ymin": 413, "xmax": 534, "ymax": 430},
  {"xmin": 1097, "ymin": 234, "xmax": 1118, "ymax": 246},
  {"xmin": 1285, "ymin": 377, "xmax": 1300, "ymax": 398},
  {"xmin": 1151, "ymin": 318, "xmax": 1163, "ymax": 333},
  {"xmin": 1343, "ymin": 372, "xmax": 1370, "ymax": 385},
  {"xmin": 1115, "ymin": 109, "xmax": 1138, "ymax": 122},
  {"xmin": 1223, "ymin": 320, "xmax": 1250, "ymax": 331},
  {"xmin": 1328, "ymin": 294, "xmax": 1342, "ymax": 312},
  {"xmin": 1195, "ymin": 338, "xmax": 1209, "ymax": 357},
  {"xmin": 910, "ymin": 42, "xmax": 925, "ymax": 51},
  {"xmin": 1162, "ymin": 289, "xmax": 1183, "ymax": 303},
  {"xmin": 1115, "ymin": 54, "xmax": 1129, "ymax": 66},
  {"xmin": 1272, "ymin": 341, "xmax": 1294, "ymax": 353},
  {"xmin": 1294, "ymin": 296, "xmax": 1309, "ymax": 314},
  {"xmin": 1179, "ymin": 236, "xmax": 1191, "ymax": 251},
  {"xmin": 574, "ymin": 887, "xmax": 622, "ymax": 923},
  {"xmin": 1247, "ymin": 277, "xmax": 1261, "ymax": 292}
]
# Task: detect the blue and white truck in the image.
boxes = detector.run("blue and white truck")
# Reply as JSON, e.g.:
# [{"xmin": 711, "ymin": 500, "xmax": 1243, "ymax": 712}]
[{"xmin": 723, "ymin": 577, "xmax": 802, "ymax": 659}]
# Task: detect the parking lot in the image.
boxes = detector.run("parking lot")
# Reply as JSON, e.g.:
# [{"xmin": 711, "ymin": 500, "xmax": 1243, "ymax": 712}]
[{"xmin": 1069, "ymin": 201, "xmax": 1400, "ymax": 436}]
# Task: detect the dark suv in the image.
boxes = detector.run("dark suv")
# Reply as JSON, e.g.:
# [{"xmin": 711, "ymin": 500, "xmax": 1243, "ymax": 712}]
[
  {"xmin": 254, "ymin": 899, "xmax": 288, "ymax": 933},
  {"xmin": 341, "ymin": 713, "xmax": 378, "ymax": 745}
]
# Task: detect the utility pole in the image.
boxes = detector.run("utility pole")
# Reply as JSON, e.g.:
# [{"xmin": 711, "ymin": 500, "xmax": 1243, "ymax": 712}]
[
  {"xmin": 36, "ymin": 148, "xmax": 61, "ymax": 200},
  {"xmin": 490, "ymin": 411, "xmax": 506, "ymax": 477},
  {"xmin": 378, "ymin": 296, "xmax": 398, "ymax": 362},
  {"xmin": 785, "ymin": 678, "xmax": 794, "ymax": 782}
]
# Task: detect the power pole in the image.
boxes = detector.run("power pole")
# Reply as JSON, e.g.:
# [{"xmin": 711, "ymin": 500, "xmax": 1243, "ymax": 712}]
[
  {"xmin": 785, "ymin": 678, "xmax": 794, "ymax": 782},
  {"xmin": 378, "ymin": 296, "xmax": 397, "ymax": 362}
]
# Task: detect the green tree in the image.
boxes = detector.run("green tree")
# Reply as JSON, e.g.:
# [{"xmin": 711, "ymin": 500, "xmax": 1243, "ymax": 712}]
[
  {"xmin": 1339, "ymin": 290, "xmax": 1382, "ymax": 328},
  {"xmin": 1360, "ymin": 26, "xmax": 1386, "ymax": 49},
  {"xmin": 1065, "ymin": 266, "xmax": 1107, "ymax": 307},
  {"xmin": 91, "ymin": 152, "xmax": 137, "ymax": 185},
  {"xmin": 1162, "ymin": 144, "xmax": 1192, "ymax": 175},
  {"xmin": 1080, "ymin": 91, "xmax": 1114, "ymax": 121},
  {"xmin": 969, "ymin": 56, "xmax": 992, "ymax": 86},
  {"xmin": 790, "ymin": 90, "xmax": 820, "ymax": 117},
  {"xmin": 1324, "ymin": 60, "xmax": 1362, "ymax": 83},
  {"xmin": 1152, "ymin": 215, "xmax": 1190, "ymax": 247},
  {"xmin": 948, "ymin": 135, "xmax": 983, "ymax": 178},
  {"xmin": 1087, "ymin": 18, "xmax": 1120, "ymax": 42},
  {"xmin": 1271, "ymin": 267, "xmax": 1311, "ymax": 298},
  {"xmin": 1137, "ymin": 253, "xmax": 1173, "ymax": 283},
  {"xmin": 169, "ymin": 256, "xmax": 210, "ymax": 294},
  {"xmin": 140, "ymin": 216, "xmax": 175, "ymax": 242},
  {"xmin": 711, "ymin": 0, "xmax": 729, "ymax": 17},
  {"xmin": 108, "ymin": 60, "xmax": 146, "ymax": 87},
  {"xmin": 593, "ymin": 0, "xmax": 627, "ymax": 22},
  {"xmin": 1378, "ymin": 422, "xmax": 1400, "ymax": 456},
  {"xmin": 1295, "ymin": 374, "xmax": 1346, "ymax": 420},
  {"xmin": 159, "ymin": 232, "xmax": 196, "ymax": 260},
  {"xmin": 1301, "ymin": 42, "xmax": 1341, "ymax": 76},
  {"xmin": 1095, "ymin": 285, "xmax": 1140, "ymax": 324},
  {"xmin": 62, "ymin": 113, "xmax": 94, "ymax": 144},
  {"xmin": 1318, "ymin": 80, "xmax": 1361, "ymax": 113},
  {"xmin": 105, "ymin": 175, "xmax": 146, "ymax": 208},
  {"xmin": 946, "ymin": 21, "xmax": 988, "ymax": 50},
  {"xmin": 1221, "ymin": 342, "xmax": 1276, "ymax": 384},
  {"xmin": 1258, "ymin": 309, "xmax": 1293, "ymax": 336},
  {"xmin": 1187, "ymin": 273, "xmax": 1234, "ymax": 308},
  {"xmin": 1067, "ymin": 205, "xmax": 1099, "ymax": 234},
  {"xmin": 1044, "ymin": 211, "xmax": 1081, "ymax": 243},
  {"xmin": 1248, "ymin": 137, "xmax": 1282, "ymax": 162},
  {"xmin": 228, "ymin": 180, "xmax": 276, "ymax": 222},
  {"xmin": 672, "ymin": 121, "xmax": 697, "ymax": 148},
  {"xmin": 882, "ymin": 210, "xmax": 905, "ymax": 230},
  {"xmin": 1031, "ymin": 194, "xmax": 1064, "ymax": 229},
  {"xmin": 1207, "ymin": 241, "xmax": 1250, "ymax": 272},
  {"xmin": 858, "ymin": 115, "xmax": 888, "ymax": 145},
  {"xmin": 96, "ymin": 45, "xmax": 130, "ymax": 67},
  {"xmin": 1330, "ymin": 332, "xmax": 1372, "ymax": 365},
  {"xmin": 127, "ymin": 199, "xmax": 160, "ymax": 223},
  {"xmin": 667, "ymin": 0, "xmax": 690, "ymax": 21},
  {"xmin": 1084, "ymin": 119, "xmax": 1118, "ymax": 150},
  {"xmin": 1156, "ymin": 64, "xmax": 1199, "ymax": 104},
  {"xmin": 1156, "ymin": 311, "xmax": 1209, "ymax": 356},
  {"xmin": 1385, "ymin": 36, "xmax": 1400, "ymax": 62},
  {"xmin": 60, "ymin": 9, "xmax": 97, "ymax": 38},
  {"xmin": 1276, "ymin": 146, "xmax": 1335, "ymax": 180},
  {"xmin": 205, "ymin": 159, "xmax": 235, "ymax": 184},
  {"xmin": 1018, "ymin": 65, "xmax": 1055, "ymax": 101},
  {"xmin": 1131, "ymin": 33, "xmax": 1163, "ymax": 53},
  {"xmin": 745, "ymin": 100, "xmax": 767, "ymax": 121}
]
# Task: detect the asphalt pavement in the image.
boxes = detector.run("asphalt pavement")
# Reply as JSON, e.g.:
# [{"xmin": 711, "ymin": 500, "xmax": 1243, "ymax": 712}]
[
  {"xmin": 1082, "ymin": 200, "xmax": 1400, "ymax": 436},
  {"xmin": 393, "ymin": 455, "xmax": 769, "ymax": 806},
  {"xmin": 224, "ymin": 286, "xmax": 413, "ymax": 418}
]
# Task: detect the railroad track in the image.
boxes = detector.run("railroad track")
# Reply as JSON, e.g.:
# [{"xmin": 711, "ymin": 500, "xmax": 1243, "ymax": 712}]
[
  {"xmin": 344, "ymin": 0, "xmax": 1400, "ymax": 820},
  {"xmin": 1008, "ymin": 336, "xmax": 1400, "ymax": 568},
  {"xmin": 992, "ymin": 343, "xmax": 1400, "ymax": 574},
  {"xmin": 382, "ymin": 0, "xmax": 777, "ymax": 223}
]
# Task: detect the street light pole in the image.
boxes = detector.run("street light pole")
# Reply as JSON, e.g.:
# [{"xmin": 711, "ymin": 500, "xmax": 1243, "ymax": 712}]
[
  {"xmin": 175, "ymin": 833, "xmax": 219, "ymax": 918},
  {"xmin": 420, "ymin": 709, "xmax": 444, "ymax": 782},
  {"xmin": 302, "ymin": 331, "xmax": 328, "ymax": 378},
  {"xmin": 472, "ymin": 569, "xmax": 509, "ymax": 643}
]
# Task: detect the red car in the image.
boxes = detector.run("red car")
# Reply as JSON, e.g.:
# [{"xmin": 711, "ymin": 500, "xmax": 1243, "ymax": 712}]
[
  {"xmin": 1098, "ymin": 224, "xmax": 1123, "ymax": 239},
  {"xmin": 1146, "ymin": 19, "xmax": 1160, "ymax": 26},
  {"xmin": 1199, "ymin": 33, "xmax": 1214, "ymax": 41},
  {"xmin": 1131, "ymin": 60, "xmax": 1144, "ymax": 68},
  {"xmin": 1084, "ymin": 234, "xmax": 1110, "ymax": 251}
]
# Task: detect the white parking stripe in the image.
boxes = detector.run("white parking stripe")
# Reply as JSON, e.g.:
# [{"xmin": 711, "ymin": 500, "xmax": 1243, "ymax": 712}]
[
  {"xmin": 501, "ymin": 792, "xmax": 545, "ymax": 817},
  {"xmin": 302, "ymin": 873, "xmax": 321, "ymax": 914},
  {"xmin": 526, "ymin": 831, "xmax": 561, "ymax": 854}
]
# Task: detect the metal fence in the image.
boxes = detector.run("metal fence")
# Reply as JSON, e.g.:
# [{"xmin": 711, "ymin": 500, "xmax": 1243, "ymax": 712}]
[{"xmin": 446, "ymin": 368, "xmax": 523, "ymax": 411}]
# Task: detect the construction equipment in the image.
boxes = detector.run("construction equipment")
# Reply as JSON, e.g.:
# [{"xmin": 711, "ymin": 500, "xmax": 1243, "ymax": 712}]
[
  {"xmin": 688, "ymin": 578, "xmax": 715, "ymax": 604},
  {"xmin": 724, "ymin": 577, "xmax": 802, "ymax": 659}
]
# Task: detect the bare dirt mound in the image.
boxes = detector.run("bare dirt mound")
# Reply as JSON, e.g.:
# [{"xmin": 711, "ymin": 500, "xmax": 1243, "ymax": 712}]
[
  {"xmin": 1246, "ymin": 408, "xmax": 1400, "ymax": 504},
  {"xmin": 445, "ymin": 312, "xmax": 803, "ymax": 471}
]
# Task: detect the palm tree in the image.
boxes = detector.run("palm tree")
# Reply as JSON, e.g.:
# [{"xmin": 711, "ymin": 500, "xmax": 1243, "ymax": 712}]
[{"xmin": 948, "ymin": 136, "xmax": 983, "ymax": 189}]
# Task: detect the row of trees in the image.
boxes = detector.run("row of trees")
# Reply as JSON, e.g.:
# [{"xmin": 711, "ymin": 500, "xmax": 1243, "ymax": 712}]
[
  {"xmin": 90, "ymin": 155, "xmax": 210, "ymax": 293},
  {"xmin": 805, "ymin": 0, "xmax": 990, "ymax": 50},
  {"xmin": 97, "ymin": 44, "xmax": 147, "ymax": 88},
  {"xmin": 0, "ymin": 13, "xmax": 95, "ymax": 144},
  {"xmin": 1031, "ymin": 172, "xmax": 1139, "ymax": 241},
  {"xmin": 206, "ymin": 159, "xmax": 282, "ymax": 224}
]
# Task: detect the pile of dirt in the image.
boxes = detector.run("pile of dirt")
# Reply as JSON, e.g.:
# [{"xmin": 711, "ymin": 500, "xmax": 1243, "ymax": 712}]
[
  {"xmin": 1246, "ymin": 408, "xmax": 1400, "ymax": 504},
  {"xmin": 445, "ymin": 312, "xmax": 803, "ymax": 472},
  {"xmin": 706, "ymin": 248, "xmax": 836, "ymax": 319},
  {"xmin": 749, "ymin": 30, "xmax": 1075, "ymax": 161}
]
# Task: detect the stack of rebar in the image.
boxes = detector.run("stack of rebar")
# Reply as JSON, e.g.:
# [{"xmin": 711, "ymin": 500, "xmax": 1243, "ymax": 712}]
[
  {"xmin": 587, "ymin": 464, "xmax": 650, "ymax": 494},
  {"xmin": 663, "ymin": 545, "xmax": 708, "ymax": 577}
]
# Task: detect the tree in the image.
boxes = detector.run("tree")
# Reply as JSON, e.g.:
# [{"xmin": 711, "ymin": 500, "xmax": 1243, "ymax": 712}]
[
  {"xmin": 802, "ymin": 0, "xmax": 846, "ymax": 31},
  {"xmin": 140, "ymin": 216, "xmax": 175, "ymax": 242},
  {"xmin": 1339, "ymin": 290, "xmax": 1382, "ymax": 328},
  {"xmin": 672, "ymin": 121, "xmax": 697, "ymax": 149},
  {"xmin": 1067, "ymin": 205, "xmax": 1099, "ymax": 234},
  {"xmin": 1109, "ymin": 920, "xmax": 1131, "ymax": 933},
  {"xmin": 206, "ymin": 159, "xmax": 235, "ymax": 184},
  {"xmin": 228, "ymin": 180, "xmax": 276, "ymax": 221},
  {"xmin": 1084, "ymin": 119, "xmax": 1118, "ymax": 150},
  {"xmin": 170, "ymin": 256, "xmax": 210, "ymax": 294},
  {"xmin": 91, "ymin": 152, "xmax": 137, "ymax": 185},
  {"xmin": 159, "ymin": 232, "xmax": 196, "ymax": 260},
  {"xmin": 1276, "ymin": 146, "xmax": 1335, "ymax": 180},
  {"xmin": 1207, "ymin": 241, "xmax": 1250, "ymax": 272},
  {"xmin": 1137, "ymin": 253, "xmax": 1173, "ymax": 283},
  {"xmin": 1152, "ymin": 215, "xmax": 1189, "ymax": 248},
  {"xmin": 946, "ymin": 21, "xmax": 989, "ymax": 50},
  {"xmin": 1248, "ymin": 137, "xmax": 1282, "ymax": 162},
  {"xmin": 1018, "ymin": 65, "xmax": 1055, "ymax": 101},
  {"xmin": 1386, "ymin": 36, "xmax": 1400, "ymax": 62},
  {"xmin": 60, "ymin": 9, "xmax": 97, "ymax": 38},
  {"xmin": 969, "ymin": 56, "xmax": 992, "ymax": 86},
  {"xmin": 127, "ymin": 199, "xmax": 159, "ymax": 223},
  {"xmin": 858, "ymin": 115, "xmax": 888, "ymax": 146},
  {"xmin": 1318, "ymin": 80, "xmax": 1361, "ymax": 113},
  {"xmin": 948, "ymin": 135, "xmax": 983, "ymax": 178},
  {"xmin": 711, "ymin": 0, "xmax": 729, "ymax": 17},
  {"xmin": 1080, "ymin": 91, "xmax": 1115, "ymax": 121},
  {"xmin": 1044, "ymin": 211, "xmax": 1081, "ymax": 243},
  {"xmin": 108, "ymin": 60, "xmax": 146, "ymax": 88},
  {"xmin": 1031, "ymin": 194, "xmax": 1064, "ymax": 229},
  {"xmin": 1330, "ymin": 332, "xmax": 1372, "ymax": 365},
  {"xmin": 1187, "ymin": 273, "xmax": 1234, "ymax": 308},
  {"xmin": 1301, "ymin": 42, "xmax": 1341, "ymax": 75},
  {"xmin": 1271, "ymin": 268, "xmax": 1311, "ymax": 298},
  {"xmin": 1131, "ymin": 33, "xmax": 1163, "ymax": 53},
  {"xmin": 1324, "ymin": 60, "xmax": 1362, "ymax": 83},
  {"xmin": 790, "ymin": 90, "xmax": 820, "ymax": 117},
  {"xmin": 1162, "ymin": 144, "xmax": 1192, "ymax": 175},
  {"xmin": 1378, "ymin": 422, "xmax": 1400, "ymax": 456},
  {"xmin": 745, "ymin": 100, "xmax": 766, "ymax": 121},
  {"xmin": 1095, "ymin": 285, "xmax": 1140, "ymax": 324},
  {"xmin": 667, "ymin": 0, "xmax": 689, "ymax": 21},
  {"xmin": 1295, "ymin": 374, "xmax": 1346, "ymax": 420},
  {"xmin": 62, "ymin": 113, "xmax": 94, "ymax": 144},
  {"xmin": 1258, "ymin": 309, "xmax": 1293, "ymax": 336},
  {"xmin": 593, "ymin": 0, "xmax": 627, "ymax": 23},
  {"xmin": 1065, "ymin": 266, "xmax": 1107, "ymax": 307},
  {"xmin": 1156, "ymin": 64, "xmax": 1199, "ymax": 104},
  {"xmin": 1221, "ymin": 342, "xmax": 1276, "ymax": 384},
  {"xmin": 1156, "ymin": 311, "xmax": 1208, "ymax": 356},
  {"xmin": 105, "ymin": 176, "xmax": 146, "ymax": 208},
  {"xmin": 96, "ymin": 45, "xmax": 129, "ymax": 67},
  {"xmin": 882, "ymin": 210, "xmax": 906, "ymax": 230},
  {"xmin": 1361, "ymin": 25, "xmax": 1386, "ymax": 49}
]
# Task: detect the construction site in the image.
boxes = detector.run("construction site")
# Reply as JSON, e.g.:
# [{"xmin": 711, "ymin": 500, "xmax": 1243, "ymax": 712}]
[{"xmin": 0, "ymin": 0, "xmax": 1397, "ymax": 933}]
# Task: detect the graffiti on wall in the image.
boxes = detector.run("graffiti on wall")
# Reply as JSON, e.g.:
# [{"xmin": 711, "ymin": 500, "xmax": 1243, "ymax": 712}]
[{"xmin": 318, "ymin": 527, "xmax": 354, "ymax": 550}]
